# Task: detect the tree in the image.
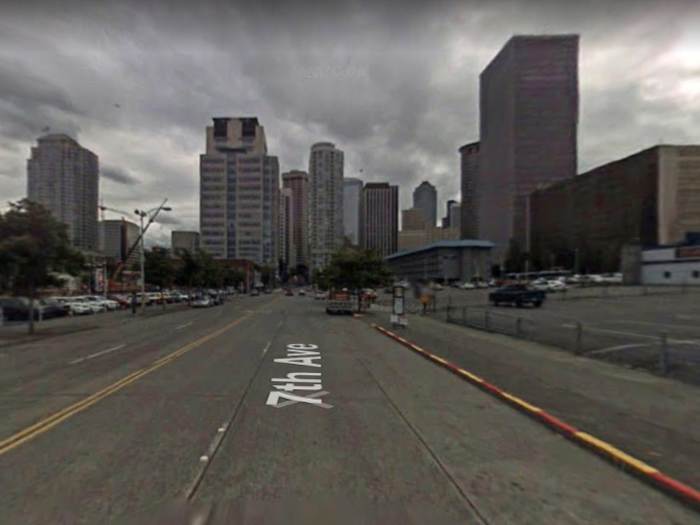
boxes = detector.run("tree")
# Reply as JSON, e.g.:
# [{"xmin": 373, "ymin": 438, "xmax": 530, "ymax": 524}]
[
  {"xmin": 175, "ymin": 249, "xmax": 201, "ymax": 297},
  {"xmin": 322, "ymin": 247, "xmax": 393, "ymax": 312},
  {"xmin": 0, "ymin": 199, "xmax": 85, "ymax": 333},
  {"xmin": 260, "ymin": 265, "xmax": 274, "ymax": 287},
  {"xmin": 144, "ymin": 247, "xmax": 175, "ymax": 290}
]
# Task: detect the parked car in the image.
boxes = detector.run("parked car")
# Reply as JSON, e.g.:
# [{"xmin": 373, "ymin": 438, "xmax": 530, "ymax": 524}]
[
  {"xmin": 460, "ymin": 282, "xmax": 476, "ymax": 290},
  {"xmin": 107, "ymin": 295, "xmax": 130, "ymax": 309},
  {"xmin": 298, "ymin": 289, "xmax": 306, "ymax": 296},
  {"xmin": 489, "ymin": 284, "xmax": 546, "ymax": 308},
  {"xmin": 193, "ymin": 296, "xmax": 213, "ymax": 308},
  {"xmin": 85, "ymin": 295, "xmax": 119, "ymax": 311},
  {"xmin": 39, "ymin": 297, "xmax": 71, "ymax": 318},
  {"xmin": 58, "ymin": 298, "xmax": 94, "ymax": 316},
  {"xmin": 314, "ymin": 291, "xmax": 326, "ymax": 300},
  {"xmin": 285, "ymin": 289, "xmax": 294, "ymax": 297},
  {"xmin": 250, "ymin": 289, "xmax": 260, "ymax": 297}
]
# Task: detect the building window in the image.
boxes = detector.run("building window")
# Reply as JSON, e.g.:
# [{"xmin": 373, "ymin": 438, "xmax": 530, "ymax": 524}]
[
  {"xmin": 693, "ymin": 271, "xmax": 700, "ymax": 279},
  {"xmin": 664, "ymin": 271, "xmax": 671, "ymax": 279}
]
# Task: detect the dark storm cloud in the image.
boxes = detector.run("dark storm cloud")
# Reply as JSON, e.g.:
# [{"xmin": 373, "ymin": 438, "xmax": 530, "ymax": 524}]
[
  {"xmin": 101, "ymin": 165, "xmax": 140, "ymax": 185},
  {"xmin": 1, "ymin": 0, "xmax": 699, "ymax": 226}
]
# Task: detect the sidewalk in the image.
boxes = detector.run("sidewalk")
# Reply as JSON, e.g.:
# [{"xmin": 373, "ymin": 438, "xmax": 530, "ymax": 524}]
[
  {"xmin": 0, "ymin": 303, "xmax": 191, "ymax": 349},
  {"xmin": 363, "ymin": 310, "xmax": 700, "ymax": 493}
]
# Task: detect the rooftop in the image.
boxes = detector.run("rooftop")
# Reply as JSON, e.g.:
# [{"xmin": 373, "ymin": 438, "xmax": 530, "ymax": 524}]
[{"xmin": 385, "ymin": 239, "xmax": 495, "ymax": 260}]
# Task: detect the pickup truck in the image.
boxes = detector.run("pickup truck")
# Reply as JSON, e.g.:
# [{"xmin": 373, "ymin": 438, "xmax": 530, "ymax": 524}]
[
  {"xmin": 326, "ymin": 289, "xmax": 355, "ymax": 315},
  {"xmin": 488, "ymin": 284, "xmax": 545, "ymax": 308}
]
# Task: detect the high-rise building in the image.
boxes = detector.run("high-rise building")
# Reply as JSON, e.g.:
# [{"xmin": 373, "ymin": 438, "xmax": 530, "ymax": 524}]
[
  {"xmin": 402, "ymin": 208, "xmax": 428, "ymax": 231},
  {"xmin": 27, "ymin": 134, "xmax": 99, "ymax": 251},
  {"xmin": 442, "ymin": 200, "xmax": 460, "ymax": 229},
  {"xmin": 398, "ymin": 225, "xmax": 460, "ymax": 252},
  {"xmin": 282, "ymin": 170, "xmax": 309, "ymax": 268},
  {"xmin": 199, "ymin": 117, "xmax": 279, "ymax": 264},
  {"xmin": 308, "ymin": 142, "xmax": 344, "ymax": 269},
  {"xmin": 343, "ymin": 177, "xmax": 363, "ymax": 245},
  {"xmin": 360, "ymin": 183, "xmax": 399, "ymax": 257},
  {"xmin": 413, "ymin": 181, "xmax": 437, "ymax": 227},
  {"xmin": 479, "ymin": 35, "xmax": 579, "ymax": 258},
  {"xmin": 99, "ymin": 219, "xmax": 140, "ymax": 266},
  {"xmin": 171, "ymin": 231, "xmax": 200, "ymax": 258},
  {"xmin": 459, "ymin": 142, "xmax": 480, "ymax": 239},
  {"xmin": 278, "ymin": 187, "xmax": 295, "ymax": 268}
]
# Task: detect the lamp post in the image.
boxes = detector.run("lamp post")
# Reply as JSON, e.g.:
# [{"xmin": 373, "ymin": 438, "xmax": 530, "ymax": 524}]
[{"xmin": 134, "ymin": 200, "xmax": 172, "ymax": 315}]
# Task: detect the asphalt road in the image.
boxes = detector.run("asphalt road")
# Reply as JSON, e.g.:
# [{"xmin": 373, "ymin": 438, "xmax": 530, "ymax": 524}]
[{"xmin": 0, "ymin": 293, "xmax": 698, "ymax": 524}]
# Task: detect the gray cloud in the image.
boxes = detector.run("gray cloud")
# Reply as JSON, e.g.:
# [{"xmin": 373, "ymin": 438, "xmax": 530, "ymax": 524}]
[
  {"xmin": 1, "ymin": 0, "xmax": 699, "ymax": 236},
  {"xmin": 101, "ymin": 165, "xmax": 140, "ymax": 185}
]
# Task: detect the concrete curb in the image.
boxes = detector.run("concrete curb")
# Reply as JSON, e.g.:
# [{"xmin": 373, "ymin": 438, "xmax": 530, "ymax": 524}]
[{"xmin": 371, "ymin": 323, "xmax": 700, "ymax": 513}]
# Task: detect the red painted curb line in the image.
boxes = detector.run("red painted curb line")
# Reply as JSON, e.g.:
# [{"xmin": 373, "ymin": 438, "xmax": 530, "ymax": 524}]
[{"xmin": 371, "ymin": 323, "xmax": 700, "ymax": 512}]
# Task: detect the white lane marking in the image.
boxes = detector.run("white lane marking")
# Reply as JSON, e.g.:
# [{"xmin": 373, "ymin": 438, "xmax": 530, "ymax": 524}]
[
  {"xmin": 262, "ymin": 341, "xmax": 271, "ymax": 356},
  {"xmin": 561, "ymin": 324, "xmax": 700, "ymax": 346},
  {"xmin": 590, "ymin": 342, "xmax": 653, "ymax": 355},
  {"xmin": 175, "ymin": 322, "xmax": 193, "ymax": 330},
  {"xmin": 69, "ymin": 344, "xmax": 126, "ymax": 365},
  {"xmin": 613, "ymin": 319, "xmax": 700, "ymax": 331},
  {"xmin": 277, "ymin": 320, "xmax": 283, "ymax": 328}
]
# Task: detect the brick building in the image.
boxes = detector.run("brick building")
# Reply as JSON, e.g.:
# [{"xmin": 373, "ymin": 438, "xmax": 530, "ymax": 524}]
[{"xmin": 530, "ymin": 145, "xmax": 700, "ymax": 273}]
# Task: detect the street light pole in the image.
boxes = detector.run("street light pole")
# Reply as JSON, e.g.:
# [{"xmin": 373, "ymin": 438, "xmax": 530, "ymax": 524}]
[{"xmin": 140, "ymin": 213, "xmax": 146, "ymax": 315}]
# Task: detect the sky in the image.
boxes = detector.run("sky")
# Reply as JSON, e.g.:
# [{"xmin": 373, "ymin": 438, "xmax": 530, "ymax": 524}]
[{"xmin": 1, "ymin": 0, "xmax": 699, "ymax": 247}]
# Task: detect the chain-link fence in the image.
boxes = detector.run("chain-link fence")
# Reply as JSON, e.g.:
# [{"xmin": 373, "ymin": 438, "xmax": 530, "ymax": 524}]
[{"xmin": 445, "ymin": 304, "xmax": 700, "ymax": 386}]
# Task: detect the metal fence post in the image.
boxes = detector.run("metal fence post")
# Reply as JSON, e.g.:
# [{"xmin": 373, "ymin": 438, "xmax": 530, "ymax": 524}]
[
  {"xmin": 575, "ymin": 322, "xmax": 583, "ymax": 354},
  {"xmin": 485, "ymin": 310, "xmax": 491, "ymax": 331},
  {"xmin": 659, "ymin": 331, "xmax": 668, "ymax": 375}
]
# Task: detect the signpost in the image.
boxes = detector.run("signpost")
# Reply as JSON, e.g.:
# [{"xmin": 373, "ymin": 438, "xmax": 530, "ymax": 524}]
[{"xmin": 391, "ymin": 285, "xmax": 408, "ymax": 328}]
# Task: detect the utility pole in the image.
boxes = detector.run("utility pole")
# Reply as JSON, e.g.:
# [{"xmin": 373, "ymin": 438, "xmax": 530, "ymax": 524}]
[{"xmin": 140, "ymin": 213, "xmax": 146, "ymax": 315}]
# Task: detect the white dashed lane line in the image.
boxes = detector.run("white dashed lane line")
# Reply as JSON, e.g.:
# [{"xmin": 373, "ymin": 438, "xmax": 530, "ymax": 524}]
[
  {"xmin": 175, "ymin": 322, "xmax": 193, "ymax": 330},
  {"xmin": 68, "ymin": 344, "xmax": 126, "ymax": 365}
]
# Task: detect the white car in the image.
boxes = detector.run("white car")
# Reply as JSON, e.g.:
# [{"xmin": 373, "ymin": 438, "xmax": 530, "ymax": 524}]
[
  {"xmin": 56, "ymin": 297, "xmax": 93, "ymax": 315},
  {"xmin": 193, "ymin": 297, "xmax": 213, "ymax": 308},
  {"xmin": 315, "ymin": 292, "xmax": 327, "ymax": 301},
  {"xmin": 73, "ymin": 296, "xmax": 104, "ymax": 313},
  {"xmin": 86, "ymin": 296, "xmax": 119, "ymax": 311},
  {"xmin": 460, "ymin": 282, "xmax": 476, "ymax": 290},
  {"xmin": 547, "ymin": 280, "xmax": 568, "ymax": 292}
]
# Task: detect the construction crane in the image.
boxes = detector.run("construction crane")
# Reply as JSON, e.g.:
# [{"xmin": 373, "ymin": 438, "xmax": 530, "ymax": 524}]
[{"xmin": 100, "ymin": 200, "xmax": 171, "ymax": 294}]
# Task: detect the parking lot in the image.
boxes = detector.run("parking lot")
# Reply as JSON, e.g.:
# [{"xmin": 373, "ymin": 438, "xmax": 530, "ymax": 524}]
[{"xmin": 444, "ymin": 288, "xmax": 700, "ymax": 385}]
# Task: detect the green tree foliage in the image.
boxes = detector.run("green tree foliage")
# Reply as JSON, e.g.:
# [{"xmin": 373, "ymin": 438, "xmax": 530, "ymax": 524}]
[
  {"xmin": 0, "ymin": 199, "xmax": 85, "ymax": 333},
  {"xmin": 322, "ymin": 247, "xmax": 392, "ymax": 295},
  {"xmin": 144, "ymin": 246, "xmax": 175, "ymax": 289}
]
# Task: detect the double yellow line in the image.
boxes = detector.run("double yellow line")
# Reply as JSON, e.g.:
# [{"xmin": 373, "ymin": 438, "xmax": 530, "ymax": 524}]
[{"xmin": 0, "ymin": 314, "xmax": 251, "ymax": 457}]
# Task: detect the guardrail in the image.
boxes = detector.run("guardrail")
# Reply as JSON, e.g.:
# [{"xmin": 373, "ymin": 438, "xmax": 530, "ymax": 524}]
[{"xmin": 445, "ymin": 305, "xmax": 700, "ymax": 387}]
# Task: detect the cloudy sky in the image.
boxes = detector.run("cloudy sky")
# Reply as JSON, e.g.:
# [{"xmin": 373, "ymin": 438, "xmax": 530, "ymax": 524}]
[{"xmin": 1, "ymin": 0, "xmax": 699, "ymax": 246}]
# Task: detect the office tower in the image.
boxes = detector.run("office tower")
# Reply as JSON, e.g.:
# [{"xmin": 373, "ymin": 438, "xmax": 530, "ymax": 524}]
[
  {"xmin": 479, "ymin": 34, "xmax": 579, "ymax": 258},
  {"xmin": 199, "ymin": 117, "xmax": 279, "ymax": 264},
  {"xmin": 282, "ymin": 170, "xmax": 309, "ymax": 268},
  {"xmin": 308, "ymin": 142, "xmax": 344, "ymax": 269},
  {"xmin": 442, "ymin": 200, "xmax": 460, "ymax": 229},
  {"xmin": 171, "ymin": 231, "xmax": 200, "ymax": 258},
  {"xmin": 360, "ymin": 183, "xmax": 399, "ymax": 257},
  {"xmin": 278, "ymin": 187, "xmax": 295, "ymax": 267},
  {"xmin": 402, "ymin": 208, "xmax": 428, "ymax": 231},
  {"xmin": 99, "ymin": 219, "xmax": 141, "ymax": 266},
  {"xmin": 459, "ymin": 142, "xmax": 480, "ymax": 239},
  {"xmin": 413, "ymin": 181, "xmax": 437, "ymax": 227},
  {"xmin": 27, "ymin": 134, "xmax": 99, "ymax": 251},
  {"xmin": 343, "ymin": 177, "xmax": 363, "ymax": 245}
]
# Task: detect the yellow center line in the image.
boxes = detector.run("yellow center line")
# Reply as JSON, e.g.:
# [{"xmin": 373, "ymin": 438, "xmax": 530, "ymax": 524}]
[
  {"xmin": 0, "ymin": 309, "xmax": 259, "ymax": 457},
  {"xmin": 575, "ymin": 432, "xmax": 659, "ymax": 474}
]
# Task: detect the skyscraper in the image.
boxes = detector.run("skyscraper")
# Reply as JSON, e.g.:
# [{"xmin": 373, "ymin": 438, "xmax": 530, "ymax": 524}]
[
  {"xmin": 308, "ymin": 142, "xmax": 344, "ymax": 269},
  {"xmin": 282, "ymin": 170, "xmax": 309, "ymax": 268},
  {"xmin": 478, "ymin": 35, "xmax": 579, "ymax": 258},
  {"xmin": 413, "ymin": 181, "xmax": 437, "ymax": 227},
  {"xmin": 27, "ymin": 134, "xmax": 99, "ymax": 251},
  {"xmin": 360, "ymin": 183, "xmax": 399, "ymax": 257},
  {"xmin": 99, "ymin": 219, "xmax": 140, "ymax": 266},
  {"xmin": 278, "ymin": 187, "xmax": 295, "ymax": 268},
  {"xmin": 343, "ymin": 177, "xmax": 363, "ymax": 245},
  {"xmin": 459, "ymin": 142, "xmax": 480, "ymax": 239},
  {"xmin": 199, "ymin": 117, "xmax": 279, "ymax": 264}
]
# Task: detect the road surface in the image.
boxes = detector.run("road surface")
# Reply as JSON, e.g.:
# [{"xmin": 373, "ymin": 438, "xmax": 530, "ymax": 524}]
[{"xmin": 0, "ymin": 293, "xmax": 697, "ymax": 524}]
